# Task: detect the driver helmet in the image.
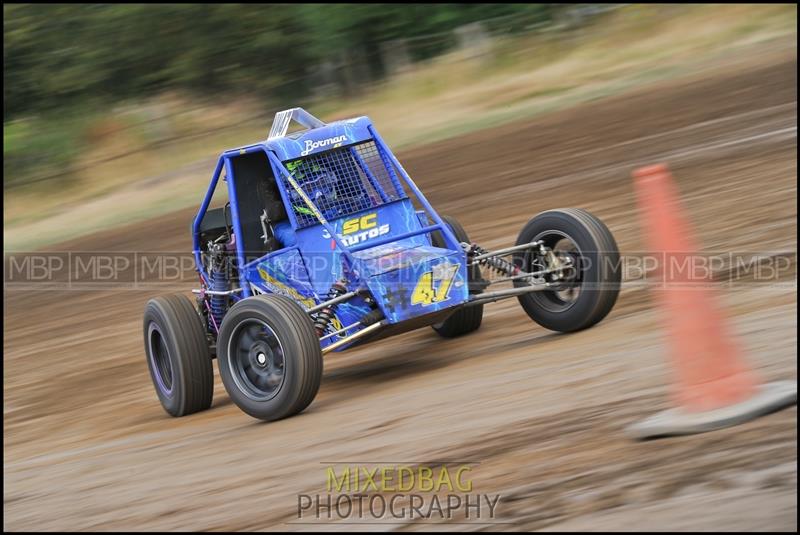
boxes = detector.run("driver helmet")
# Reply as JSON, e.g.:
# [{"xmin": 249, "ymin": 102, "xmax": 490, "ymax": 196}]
[{"xmin": 285, "ymin": 160, "xmax": 342, "ymax": 219}]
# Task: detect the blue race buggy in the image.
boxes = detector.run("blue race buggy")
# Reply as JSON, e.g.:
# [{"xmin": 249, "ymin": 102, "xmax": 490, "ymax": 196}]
[{"xmin": 143, "ymin": 108, "xmax": 621, "ymax": 420}]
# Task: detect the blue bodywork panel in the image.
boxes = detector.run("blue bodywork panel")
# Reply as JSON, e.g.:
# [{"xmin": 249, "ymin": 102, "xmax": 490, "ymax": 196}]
[
  {"xmin": 266, "ymin": 116, "xmax": 374, "ymax": 161},
  {"xmin": 354, "ymin": 244, "xmax": 468, "ymax": 323},
  {"xmin": 192, "ymin": 109, "xmax": 467, "ymax": 350}
]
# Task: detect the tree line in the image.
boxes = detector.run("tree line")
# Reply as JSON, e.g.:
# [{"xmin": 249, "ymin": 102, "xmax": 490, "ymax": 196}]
[{"xmin": 4, "ymin": 3, "xmax": 559, "ymax": 120}]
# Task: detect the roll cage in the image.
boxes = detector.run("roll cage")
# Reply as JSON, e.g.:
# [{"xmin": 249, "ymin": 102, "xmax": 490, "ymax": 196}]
[{"xmin": 191, "ymin": 108, "xmax": 464, "ymax": 302}]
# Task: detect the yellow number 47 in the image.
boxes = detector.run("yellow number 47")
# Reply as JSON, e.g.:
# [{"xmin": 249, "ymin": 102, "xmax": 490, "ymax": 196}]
[{"xmin": 411, "ymin": 263, "xmax": 459, "ymax": 306}]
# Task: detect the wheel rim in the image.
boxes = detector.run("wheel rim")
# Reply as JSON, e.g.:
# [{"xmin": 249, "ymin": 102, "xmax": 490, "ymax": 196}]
[
  {"xmin": 528, "ymin": 230, "xmax": 584, "ymax": 312},
  {"xmin": 148, "ymin": 323, "xmax": 174, "ymax": 396},
  {"xmin": 227, "ymin": 319, "xmax": 286, "ymax": 401}
]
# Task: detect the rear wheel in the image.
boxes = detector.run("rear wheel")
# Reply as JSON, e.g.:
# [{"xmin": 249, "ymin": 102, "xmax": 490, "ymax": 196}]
[
  {"xmin": 430, "ymin": 215, "xmax": 484, "ymax": 338},
  {"xmin": 514, "ymin": 209, "xmax": 621, "ymax": 332},
  {"xmin": 143, "ymin": 294, "xmax": 214, "ymax": 416},
  {"xmin": 217, "ymin": 294, "xmax": 322, "ymax": 421}
]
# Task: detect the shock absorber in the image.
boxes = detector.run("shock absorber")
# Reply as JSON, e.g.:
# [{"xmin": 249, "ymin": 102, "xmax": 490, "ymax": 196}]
[
  {"xmin": 206, "ymin": 241, "xmax": 230, "ymax": 332},
  {"xmin": 313, "ymin": 280, "xmax": 348, "ymax": 336},
  {"xmin": 209, "ymin": 268, "xmax": 229, "ymax": 331},
  {"xmin": 470, "ymin": 245, "xmax": 521, "ymax": 277}
]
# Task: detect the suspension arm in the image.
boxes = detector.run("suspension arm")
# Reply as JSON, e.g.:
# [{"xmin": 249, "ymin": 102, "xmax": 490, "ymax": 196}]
[
  {"xmin": 467, "ymin": 240, "xmax": 543, "ymax": 263},
  {"xmin": 321, "ymin": 321, "xmax": 385, "ymax": 354},
  {"xmin": 464, "ymin": 282, "xmax": 560, "ymax": 307},
  {"xmin": 306, "ymin": 289, "xmax": 364, "ymax": 314}
]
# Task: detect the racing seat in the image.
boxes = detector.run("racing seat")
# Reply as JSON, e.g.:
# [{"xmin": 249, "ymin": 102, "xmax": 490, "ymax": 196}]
[{"xmin": 230, "ymin": 152, "xmax": 288, "ymax": 262}]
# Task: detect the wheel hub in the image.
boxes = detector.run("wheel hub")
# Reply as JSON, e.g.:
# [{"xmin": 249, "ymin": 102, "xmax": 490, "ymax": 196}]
[
  {"xmin": 529, "ymin": 232, "xmax": 583, "ymax": 311},
  {"xmin": 230, "ymin": 320, "xmax": 287, "ymax": 401},
  {"xmin": 249, "ymin": 341, "xmax": 275, "ymax": 370}
]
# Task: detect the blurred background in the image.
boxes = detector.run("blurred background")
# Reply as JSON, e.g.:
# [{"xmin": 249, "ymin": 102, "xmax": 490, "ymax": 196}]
[
  {"xmin": 4, "ymin": 3, "xmax": 795, "ymax": 250},
  {"xmin": 4, "ymin": 3, "xmax": 797, "ymax": 532}
]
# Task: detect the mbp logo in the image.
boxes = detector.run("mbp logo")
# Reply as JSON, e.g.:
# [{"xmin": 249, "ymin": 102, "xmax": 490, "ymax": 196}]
[{"xmin": 5, "ymin": 253, "xmax": 69, "ymax": 287}]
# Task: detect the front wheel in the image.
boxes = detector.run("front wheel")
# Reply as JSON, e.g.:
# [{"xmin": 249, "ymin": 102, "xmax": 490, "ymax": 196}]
[
  {"xmin": 217, "ymin": 294, "xmax": 322, "ymax": 421},
  {"xmin": 514, "ymin": 209, "xmax": 621, "ymax": 332}
]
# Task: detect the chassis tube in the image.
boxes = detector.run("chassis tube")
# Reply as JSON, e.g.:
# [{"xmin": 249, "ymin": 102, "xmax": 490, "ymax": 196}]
[
  {"xmin": 368, "ymin": 126, "xmax": 463, "ymax": 255},
  {"xmin": 192, "ymin": 156, "xmax": 225, "ymax": 284},
  {"xmin": 224, "ymin": 156, "xmax": 252, "ymax": 298}
]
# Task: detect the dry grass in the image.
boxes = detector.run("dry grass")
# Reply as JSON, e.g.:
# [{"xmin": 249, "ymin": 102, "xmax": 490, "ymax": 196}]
[
  {"xmin": 330, "ymin": 4, "xmax": 795, "ymax": 147},
  {"xmin": 4, "ymin": 3, "xmax": 796, "ymax": 251}
]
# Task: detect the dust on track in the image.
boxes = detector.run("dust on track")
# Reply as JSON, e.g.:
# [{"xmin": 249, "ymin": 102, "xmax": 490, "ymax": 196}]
[{"xmin": 3, "ymin": 51, "xmax": 797, "ymax": 531}]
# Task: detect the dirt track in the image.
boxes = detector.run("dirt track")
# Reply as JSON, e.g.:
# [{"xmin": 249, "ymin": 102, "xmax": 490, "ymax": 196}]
[{"xmin": 4, "ymin": 49, "xmax": 797, "ymax": 531}]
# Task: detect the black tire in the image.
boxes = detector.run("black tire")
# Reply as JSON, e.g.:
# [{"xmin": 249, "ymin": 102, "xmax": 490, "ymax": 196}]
[
  {"xmin": 514, "ymin": 208, "xmax": 621, "ymax": 332},
  {"xmin": 430, "ymin": 215, "xmax": 484, "ymax": 338},
  {"xmin": 217, "ymin": 294, "xmax": 322, "ymax": 421},
  {"xmin": 143, "ymin": 294, "xmax": 214, "ymax": 417}
]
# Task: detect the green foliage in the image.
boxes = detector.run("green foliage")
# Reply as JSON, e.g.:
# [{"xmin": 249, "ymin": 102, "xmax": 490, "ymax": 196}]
[
  {"xmin": 3, "ymin": 3, "xmax": 559, "ymax": 188},
  {"xmin": 3, "ymin": 115, "xmax": 84, "ymax": 187},
  {"xmin": 4, "ymin": 3, "xmax": 556, "ymax": 120}
]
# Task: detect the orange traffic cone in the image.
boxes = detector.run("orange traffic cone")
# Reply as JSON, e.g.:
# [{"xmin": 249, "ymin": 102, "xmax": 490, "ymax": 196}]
[{"xmin": 627, "ymin": 163, "xmax": 796, "ymax": 439}]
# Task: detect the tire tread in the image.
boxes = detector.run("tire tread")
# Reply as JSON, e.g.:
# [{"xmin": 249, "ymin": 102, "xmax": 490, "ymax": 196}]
[
  {"xmin": 144, "ymin": 294, "xmax": 213, "ymax": 416},
  {"xmin": 217, "ymin": 294, "xmax": 322, "ymax": 421},
  {"xmin": 515, "ymin": 209, "xmax": 620, "ymax": 332}
]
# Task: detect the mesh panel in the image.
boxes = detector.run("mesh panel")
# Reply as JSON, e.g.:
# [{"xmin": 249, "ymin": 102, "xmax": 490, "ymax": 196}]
[{"xmin": 281, "ymin": 140, "xmax": 407, "ymax": 227}]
